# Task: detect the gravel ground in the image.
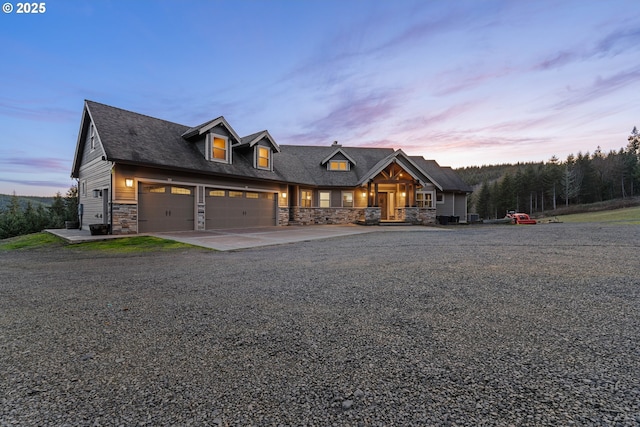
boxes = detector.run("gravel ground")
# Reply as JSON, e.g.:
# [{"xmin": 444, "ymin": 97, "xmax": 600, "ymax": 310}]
[{"xmin": 1, "ymin": 223, "xmax": 639, "ymax": 426}]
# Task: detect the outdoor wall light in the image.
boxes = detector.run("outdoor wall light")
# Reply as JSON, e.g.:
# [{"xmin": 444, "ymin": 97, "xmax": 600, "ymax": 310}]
[
  {"xmin": 362, "ymin": 192, "xmax": 367, "ymax": 198},
  {"xmin": 125, "ymin": 178, "xmax": 134, "ymax": 188},
  {"xmin": 401, "ymin": 192, "xmax": 406, "ymax": 197},
  {"xmin": 281, "ymin": 192, "xmax": 287, "ymax": 198}
]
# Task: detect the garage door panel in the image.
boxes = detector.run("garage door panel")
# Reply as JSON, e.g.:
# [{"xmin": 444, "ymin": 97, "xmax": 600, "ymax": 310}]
[
  {"xmin": 139, "ymin": 184, "xmax": 195, "ymax": 233},
  {"xmin": 206, "ymin": 189, "xmax": 276, "ymax": 229}
]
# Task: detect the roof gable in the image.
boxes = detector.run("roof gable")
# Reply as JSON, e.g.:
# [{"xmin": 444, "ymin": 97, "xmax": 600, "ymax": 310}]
[
  {"xmin": 181, "ymin": 116, "xmax": 242, "ymax": 143},
  {"xmin": 356, "ymin": 150, "xmax": 432, "ymax": 187},
  {"xmin": 237, "ymin": 130, "xmax": 280, "ymax": 152},
  {"xmin": 71, "ymin": 105, "xmax": 108, "ymax": 177},
  {"xmin": 320, "ymin": 147, "xmax": 357, "ymax": 166}
]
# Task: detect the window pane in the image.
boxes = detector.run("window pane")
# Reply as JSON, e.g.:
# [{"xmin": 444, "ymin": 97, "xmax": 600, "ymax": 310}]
[
  {"xmin": 246, "ymin": 192, "xmax": 259, "ymax": 199},
  {"xmin": 146, "ymin": 185, "xmax": 166, "ymax": 193},
  {"xmin": 329, "ymin": 160, "xmax": 348, "ymax": 171},
  {"xmin": 301, "ymin": 190, "xmax": 312, "ymax": 207},
  {"xmin": 209, "ymin": 190, "xmax": 225, "ymax": 197},
  {"xmin": 212, "ymin": 136, "xmax": 226, "ymax": 160},
  {"xmin": 342, "ymin": 192, "xmax": 353, "ymax": 207},
  {"xmin": 258, "ymin": 147, "xmax": 270, "ymax": 168},
  {"xmin": 229, "ymin": 191, "xmax": 243, "ymax": 198},
  {"xmin": 319, "ymin": 191, "xmax": 330, "ymax": 208},
  {"xmin": 171, "ymin": 186, "xmax": 192, "ymax": 195}
]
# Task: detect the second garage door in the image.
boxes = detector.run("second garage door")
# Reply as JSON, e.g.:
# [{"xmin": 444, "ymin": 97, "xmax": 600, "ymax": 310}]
[{"xmin": 206, "ymin": 189, "xmax": 276, "ymax": 228}]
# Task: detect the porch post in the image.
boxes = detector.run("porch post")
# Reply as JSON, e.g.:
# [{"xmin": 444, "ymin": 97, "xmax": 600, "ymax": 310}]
[
  {"xmin": 411, "ymin": 181, "xmax": 416, "ymax": 207},
  {"xmin": 288, "ymin": 185, "xmax": 298, "ymax": 222},
  {"xmin": 367, "ymin": 181, "xmax": 372, "ymax": 207},
  {"xmin": 374, "ymin": 183, "xmax": 379, "ymax": 207},
  {"xmin": 404, "ymin": 183, "xmax": 410, "ymax": 207},
  {"xmin": 290, "ymin": 185, "xmax": 298, "ymax": 207}
]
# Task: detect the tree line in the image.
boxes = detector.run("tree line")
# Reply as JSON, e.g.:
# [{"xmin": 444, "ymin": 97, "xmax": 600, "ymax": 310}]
[
  {"xmin": 0, "ymin": 187, "xmax": 78, "ymax": 239},
  {"xmin": 458, "ymin": 127, "xmax": 640, "ymax": 219}
]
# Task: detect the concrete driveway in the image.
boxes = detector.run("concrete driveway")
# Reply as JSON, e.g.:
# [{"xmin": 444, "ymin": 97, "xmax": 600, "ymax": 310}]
[
  {"xmin": 48, "ymin": 224, "xmax": 448, "ymax": 251},
  {"xmin": 152, "ymin": 224, "xmax": 447, "ymax": 251}
]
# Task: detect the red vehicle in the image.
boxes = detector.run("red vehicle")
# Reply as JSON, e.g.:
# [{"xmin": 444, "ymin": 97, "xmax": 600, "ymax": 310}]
[{"xmin": 507, "ymin": 212, "xmax": 537, "ymax": 224}]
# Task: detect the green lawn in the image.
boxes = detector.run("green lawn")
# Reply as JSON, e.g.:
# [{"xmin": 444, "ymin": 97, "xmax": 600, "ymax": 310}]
[
  {"xmin": 557, "ymin": 206, "xmax": 640, "ymax": 225},
  {"xmin": 0, "ymin": 232, "xmax": 64, "ymax": 250},
  {"xmin": 0, "ymin": 233, "xmax": 200, "ymax": 252}
]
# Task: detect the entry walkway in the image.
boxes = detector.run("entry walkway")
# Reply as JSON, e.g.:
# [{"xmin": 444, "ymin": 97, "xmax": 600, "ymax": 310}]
[{"xmin": 48, "ymin": 224, "xmax": 448, "ymax": 251}]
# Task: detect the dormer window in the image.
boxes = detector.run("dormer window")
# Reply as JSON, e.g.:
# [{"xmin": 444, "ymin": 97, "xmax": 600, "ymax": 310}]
[
  {"xmin": 256, "ymin": 146, "xmax": 271, "ymax": 170},
  {"xmin": 207, "ymin": 134, "xmax": 230, "ymax": 163},
  {"xmin": 329, "ymin": 160, "xmax": 349, "ymax": 171}
]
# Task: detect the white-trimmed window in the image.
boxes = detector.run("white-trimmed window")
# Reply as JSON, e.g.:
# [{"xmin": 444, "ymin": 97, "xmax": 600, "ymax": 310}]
[
  {"xmin": 301, "ymin": 190, "xmax": 312, "ymax": 207},
  {"xmin": 342, "ymin": 191, "xmax": 354, "ymax": 207},
  {"xmin": 416, "ymin": 191, "xmax": 433, "ymax": 208},
  {"xmin": 329, "ymin": 160, "xmax": 349, "ymax": 171},
  {"xmin": 256, "ymin": 146, "xmax": 271, "ymax": 170},
  {"xmin": 436, "ymin": 193, "xmax": 445, "ymax": 204},
  {"xmin": 89, "ymin": 123, "xmax": 96, "ymax": 151},
  {"xmin": 207, "ymin": 134, "xmax": 230, "ymax": 163},
  {"xmin": 319, "ymin": 191, "xmax": 331, "ymax": 208}
]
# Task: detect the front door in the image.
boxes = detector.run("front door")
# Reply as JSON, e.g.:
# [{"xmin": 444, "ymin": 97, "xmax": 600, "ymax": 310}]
[{"xmin": 378, "ymin": 192, "xmax": 388, "ymax": 220}]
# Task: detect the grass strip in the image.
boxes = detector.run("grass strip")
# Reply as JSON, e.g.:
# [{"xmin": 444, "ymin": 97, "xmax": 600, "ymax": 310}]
[{"xmin": 0, "ymin": 233, "xmax": 200, "ymax": 253}]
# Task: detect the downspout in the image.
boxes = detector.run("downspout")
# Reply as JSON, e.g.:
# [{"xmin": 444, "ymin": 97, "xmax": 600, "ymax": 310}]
[
  {"xmin": 110, "ymin": 163, "xmax": 115, "ymax": 234},
  {"xmin": 75, "ymin": 177, "xmax": 82, "ymax": 229}
]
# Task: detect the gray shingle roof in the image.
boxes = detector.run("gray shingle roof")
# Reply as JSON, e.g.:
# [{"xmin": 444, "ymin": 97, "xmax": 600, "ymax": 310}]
[
  {"xmin": 410, "ymin": 157, "xmax": 473, "ymax": 192},
  {"xmin": 76, "ymin": 100, "xmax": 471, "ymax": 192}
]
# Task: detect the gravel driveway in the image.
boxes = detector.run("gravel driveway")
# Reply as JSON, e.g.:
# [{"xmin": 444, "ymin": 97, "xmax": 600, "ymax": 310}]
[{"xmin": 1, "ymin": 223, "xmax": 639, "ymax": 426}]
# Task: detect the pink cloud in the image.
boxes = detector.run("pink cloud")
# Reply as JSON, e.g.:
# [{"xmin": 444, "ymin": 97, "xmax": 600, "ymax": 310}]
[{"xmin": 1, "ymin": 157, "xmax": 69, "ymax": 172}]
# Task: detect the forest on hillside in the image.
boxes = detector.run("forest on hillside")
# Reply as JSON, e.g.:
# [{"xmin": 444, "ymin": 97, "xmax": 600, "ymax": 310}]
[
  {"xmin": 455, "ymin": 127, "xmax": 640, "ymax": 219},
  {"xmin": 0, "ymin": 188, "xmax": 78, "ymax": 239}
]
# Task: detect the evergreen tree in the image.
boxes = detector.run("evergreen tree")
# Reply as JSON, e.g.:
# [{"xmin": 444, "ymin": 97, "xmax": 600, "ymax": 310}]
[
  {"xmin": 475, "ymin": 181, "xmax": 492, "ymax": 219},
  {"xmin": 0, "ymin": 193, "xmax": 27, "ymax": 238},
  {"xmin": 48, "ymin": 192, "xmax": 66, "ymax": 228}
]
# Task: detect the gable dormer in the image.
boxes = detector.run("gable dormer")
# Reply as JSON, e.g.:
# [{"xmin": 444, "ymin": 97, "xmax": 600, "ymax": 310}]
[
  {"xmin": 182, "ymin": 116, "xmax": 241, "ymax": 165},
  {"xmin": 237, "ymin": 130, "xmax": 280, "ymax": 172},
  {"xmin": 321, "ymin": 143, "xmax": 357, "ymax": 171}
]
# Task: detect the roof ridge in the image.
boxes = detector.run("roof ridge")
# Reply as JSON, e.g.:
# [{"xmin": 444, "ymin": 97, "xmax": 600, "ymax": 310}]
[{"xmin": 85, "ymin": 100, "xmax": 188, "ymax": 127}]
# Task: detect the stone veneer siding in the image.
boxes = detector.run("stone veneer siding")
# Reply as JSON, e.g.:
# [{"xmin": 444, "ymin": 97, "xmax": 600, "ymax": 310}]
[
  {"xmin": 396, "ymin": 207, "xmax": 437, "ymax": 225},
  {"xmin": 280, "ymin": 206, "xmax": 436, "ymax": 226},
  {"xmin": 287, "ymin": 207, "xmax": 365, "ymax": 225},
  {"xmin": 278, "ymin": 207, "xmax": 290, "ymax": 226},
  {"xmin": 363, "ymin": 207, "xmax": 381, "ymax": 225},
  {"xmin": 111, "ymin": 203, "xmax": 138, "ymax": 234}
]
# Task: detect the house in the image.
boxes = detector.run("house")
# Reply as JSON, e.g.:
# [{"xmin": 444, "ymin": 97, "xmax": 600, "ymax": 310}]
[{"xmin": 71, "ymin": 100, "xmax": 472, "ymax": 234}]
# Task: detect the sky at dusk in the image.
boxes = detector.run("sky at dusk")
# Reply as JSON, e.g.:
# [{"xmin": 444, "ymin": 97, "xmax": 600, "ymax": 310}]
[{"xmin": 1, "ymin": 0, "xmax": 639, "ymax": 196}]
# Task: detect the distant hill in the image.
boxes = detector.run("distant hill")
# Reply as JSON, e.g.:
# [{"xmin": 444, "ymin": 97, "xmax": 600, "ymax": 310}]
[
  {"xmin": 0, "ymin": 194, "xmax": 56, "ymax": 211},
  {"xmin": 454, "ymin": 162, "xmax": 544, "ymax": 188}
]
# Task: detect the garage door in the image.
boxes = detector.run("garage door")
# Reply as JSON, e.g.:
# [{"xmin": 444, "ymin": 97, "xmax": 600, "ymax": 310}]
[
  {"xmin": 138, "ymin": 184, "xmax": 195, "ymax": 232},
  {"xmin": 206, "ymin": 189, "xmax": 276, "ymax": 228}
]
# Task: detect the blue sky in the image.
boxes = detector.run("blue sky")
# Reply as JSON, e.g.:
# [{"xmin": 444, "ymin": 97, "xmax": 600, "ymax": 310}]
[{"xmin": 1, "ymin": 0, "xmax": 639, "ymax": 196}]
